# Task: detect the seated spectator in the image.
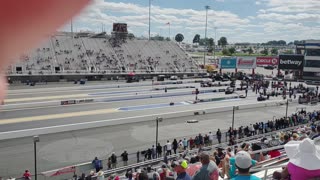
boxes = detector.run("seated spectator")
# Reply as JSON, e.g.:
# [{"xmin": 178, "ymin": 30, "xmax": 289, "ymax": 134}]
[
  {"xmin": 268, "ymin": 136, "xmax": 281, "ymax": 158},
  {"xmin": 281, "ymin": 138, "xmax": 320, "ymax": 180},
  {"xmin": 96, "ymin": 170, "xmax": 104, "ymax": 180},
  {"xmin": 192, "ymin": 152, "xmax": 219, "ymax": 180},
  {"xmin": 85, "ymin": 171, "xmax": 94, "ymax": 180},
  {"xmin": 172, "ymin": 160, "xmax": 191, "ymax": 180},
  {"xmin": 229, "ymin": 151, "xmax": 257, "ymax": 179},
  {"xmin": 231, "ymin": 151, "xmax": 260, "ymax": 180}
]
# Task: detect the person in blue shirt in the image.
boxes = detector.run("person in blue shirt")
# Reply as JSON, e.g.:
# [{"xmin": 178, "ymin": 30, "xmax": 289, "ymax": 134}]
[
  {"xmin": 231, "ymin": 151, "xmax": 260, "ymax": 180},
  {"xmin": 172, "ymin": 160, "xmax": 191, "ymax": 180}
]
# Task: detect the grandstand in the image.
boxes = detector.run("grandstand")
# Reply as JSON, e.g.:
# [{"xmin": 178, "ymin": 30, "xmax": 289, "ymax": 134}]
[{"xmin": 8, "ymin": 33, "xmax": 201, "ymax": 77}]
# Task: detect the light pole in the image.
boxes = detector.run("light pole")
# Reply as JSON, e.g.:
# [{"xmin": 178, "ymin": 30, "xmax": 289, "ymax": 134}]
[
  {"xmin": 285, "ymin": 99, "xmax": 289, "ymax": 120},
  {"xmin": 148, "ymin": 0, "xmax": 151, "ymax": 40},
  {"xmin": 232, "ymin": 106, "xmax": 239, "ymax": 131},
  {"xmin": 214, "ymin": 27, "xmax": 217, "ymax": 63},
  {"xmin": 155, "ymin": 117, "xmax": 163, "ymax": 158},
  {"xmin": 204, "ymin": 5, "xmax": 210, "ymax": 66},
  {"xmin": 33, "ymin": 136, "xmax": 40, "ymax": 180}
]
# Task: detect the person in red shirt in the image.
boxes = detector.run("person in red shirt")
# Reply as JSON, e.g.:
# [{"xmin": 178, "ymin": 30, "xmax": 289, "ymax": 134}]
[
  {"xmin": 189, "ymin": 137, "xmax": 194, "ymax": 150},
  {"xmin": 23, "ymin": 170, "xmax": 31, "ymax": 180},
  {"xmin": 268, "ymin": 138, "xmax": 281, "ymax": 158}
]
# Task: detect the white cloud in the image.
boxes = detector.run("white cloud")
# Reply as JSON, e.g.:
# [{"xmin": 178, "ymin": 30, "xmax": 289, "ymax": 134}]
[
  {"xmin": 62, "ymin": 0, "xmax": 320, "ymax": 43},
  {"xmin": 264, "ymin": 0, "xmax": 320, "ymax": 13}
]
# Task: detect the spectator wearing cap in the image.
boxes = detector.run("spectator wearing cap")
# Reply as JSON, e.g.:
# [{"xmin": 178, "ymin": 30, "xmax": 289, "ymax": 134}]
[
  {"xmin": 281, "ymin": 138, "xmax": 320, "ymax": 180},
  {"xmin": 172, "ymin": 160, "xmax": 191, "ymax": 180},
  {"xmin": 231, "ymin": 151, "xmax": 260, "ymax": 180},
  {"xmin": 229, "ymin": 151, "xmax": 257, "ymax": 179},
  {"xmin": 192, "ymin": 152, "xmax": 219, "ymax": 180}
]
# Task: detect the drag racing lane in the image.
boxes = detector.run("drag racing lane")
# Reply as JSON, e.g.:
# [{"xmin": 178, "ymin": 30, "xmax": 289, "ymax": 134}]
[{"xmin": 0, "ymin": 92, "xmax": 258, "ymax": 132}]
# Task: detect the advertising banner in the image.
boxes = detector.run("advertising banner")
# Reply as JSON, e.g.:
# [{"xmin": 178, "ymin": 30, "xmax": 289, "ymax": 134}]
[
  {"xmin": 278, "ymin": 55, "xmax": 304, "ymax": 70},
  {"xmin": 42, "ymin": 166, "xmax": 76, "ymax": 177},
  {"xmin": 237, "ymin": 57, "xmax": 256, "ymax": 69},
  {"xmin": 256, "ymin": 56, "xmax": 279, "ymax": 66},
  {"xmin": 219, "ymin": 57, "xmax": 237, "ymax": 69}
]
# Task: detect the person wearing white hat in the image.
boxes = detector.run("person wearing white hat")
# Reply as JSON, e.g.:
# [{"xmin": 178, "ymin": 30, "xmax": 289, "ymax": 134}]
[
  {"xmin": 282, "ymin": 138, "xmax": 320, "ymax": 180},
  {"xmin": 231, "ymin": 151, "xmax": 260, "ymax": 180}
]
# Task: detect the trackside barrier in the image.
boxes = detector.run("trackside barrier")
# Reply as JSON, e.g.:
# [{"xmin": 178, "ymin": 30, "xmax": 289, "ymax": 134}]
[
  {"xmin": 60, "ymin": 99, "xmax": 94, "ymax": 105},
  {"xmin": 0, "ymin": 100, "xmax": 290, "ymax": 140}
]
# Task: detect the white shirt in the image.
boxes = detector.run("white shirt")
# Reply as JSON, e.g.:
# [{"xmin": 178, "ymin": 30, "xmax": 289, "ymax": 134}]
[
  {"xmin": 209, "ymin": 133, "xmax": 214, "ymax": 141},
  {"xmin": 166, "ymin": 143, "xmax": 172, "ymax": 150}
]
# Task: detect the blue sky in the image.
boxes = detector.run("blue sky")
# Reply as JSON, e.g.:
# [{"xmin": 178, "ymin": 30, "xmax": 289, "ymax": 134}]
[{"xmin": 62, "ymin": 0, "xmax": 320, "ymax": 43}]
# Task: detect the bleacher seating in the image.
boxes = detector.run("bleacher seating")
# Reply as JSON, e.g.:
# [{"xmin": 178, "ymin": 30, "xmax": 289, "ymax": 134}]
[{"xmin": 9, "ymin": 33, "xmax": 201, "ymax": 75}]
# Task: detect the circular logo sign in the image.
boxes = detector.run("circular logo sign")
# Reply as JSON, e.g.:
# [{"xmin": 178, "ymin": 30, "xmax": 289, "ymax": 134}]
[{"xmin": 271, "ymin": 58, "xmax": 278, "ymax": 65}]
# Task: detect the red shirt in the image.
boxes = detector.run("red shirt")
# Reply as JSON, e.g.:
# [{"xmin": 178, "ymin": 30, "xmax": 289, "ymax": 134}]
[{"xmin": 268, "ymin": 150, "xmax": 281, "ymax": 158}]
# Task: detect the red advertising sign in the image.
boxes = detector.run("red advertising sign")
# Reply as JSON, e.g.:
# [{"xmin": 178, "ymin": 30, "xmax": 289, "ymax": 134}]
[
  {"xmin": 42, "ymin": 166, "xmax": 76, "ymax": 177},
  {"xmin": 237, "ymin": 57, "xmax": 256, "ymax": 69},
  {"xmin": 256, "ymin": 57, "xmax": 279, "ymax": 66}
]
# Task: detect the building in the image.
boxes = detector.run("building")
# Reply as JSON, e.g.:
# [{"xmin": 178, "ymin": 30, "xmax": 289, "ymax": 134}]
[{"xmin": 297, "ymin": 40, "xmax": 320, "ymax": 80}]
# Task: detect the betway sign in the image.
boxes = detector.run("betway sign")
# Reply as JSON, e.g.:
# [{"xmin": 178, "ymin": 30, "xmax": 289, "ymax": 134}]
[
  {"xmin": 237, "ymin": 57, "xmax": 256, "ymax": 69},
  {"xmin": 256, "ymin": 57, "xmax": 278, "ymax": 66},
  {"xmin": 278, "ymin": 55, "xmax": 304, "ymax": 70}
]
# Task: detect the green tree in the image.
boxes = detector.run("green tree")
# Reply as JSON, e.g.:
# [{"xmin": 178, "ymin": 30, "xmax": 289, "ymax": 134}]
[
  {"xmin": 175, "ymin": 33, "xmax": 184, "ymax": 43},
  {"xmin": 199, "ymin": 38, "xmax": 208, "ymax": 46},
  {"xmin": 228, "ymin": 47, "xmax": 236, "ymax": 55},
  {"xmin": 248, "ymin": 47, "xmax": 253, "ymax": 54},
  {"xmin": 219, "ymin": 37, "xmax": 228, "ymax": 47},
  {"xmin": 151, "ymin": 35, "xmax": 164, "ymax": 41},
  {"xmin": 208, "ymin": 38, "xmax": 214, "ymax": 47},
  {"xmin": 222, "ymin": 49, "xmax": 230, "ymax": 56},
  {"xmin": 193, "ymin": 34, "xmax": 200, "ymax": 44},
  {"xmin": 165, "ymin": 37, "xmax": 170, "ymax": 41},
  {"xmin": 271, "ymin": 48, "xmax": 278, "ymax": 55},
  {"xmin": 283, "ymin": 49, "xmax": 294, "ymax": 54},
  {"xmin": 260, "ymin": 48, "xmax": 268, "ymax": 55}
]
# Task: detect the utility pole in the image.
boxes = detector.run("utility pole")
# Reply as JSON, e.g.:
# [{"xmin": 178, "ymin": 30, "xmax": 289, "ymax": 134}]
[
  {"xmin": 149, "ymin": 0, "xmax": 151, "ymax": 40},
  {"xmin": 214, "ymin": 27, "xmax": 217, "ymax": 63},
  {"xmin": 204, "ymin": 5, "xmax": 210, "ymax": 66},
  {"xmin": 33, "ymin": 136, "xmax": 40, "ymax": 180},
  {"xmin": 285, "ymin": 99, "xmax": 289, "ymax": 120},
  {"xmin": 71, "ymin": 18, "xmax": 74, "ymax": 39}
]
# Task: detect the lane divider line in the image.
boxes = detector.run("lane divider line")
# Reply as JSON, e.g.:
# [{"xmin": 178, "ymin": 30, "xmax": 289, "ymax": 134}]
[{"xmin": 0, "ymin": 108, "xmax": 118, "ymax": 125}]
